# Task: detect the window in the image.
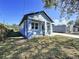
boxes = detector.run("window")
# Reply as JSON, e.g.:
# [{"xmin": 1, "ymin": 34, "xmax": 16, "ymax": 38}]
[
  {"xmin": 31, "ymin": 23, "xmax": 34, "ymax": 29},
  {"xmin": 35, "ymin": 23, "xmax": 38, "ymax": 29},
  {"xmin": 31, "ymin": 22, "xmax": 39, "ymax": 30}
]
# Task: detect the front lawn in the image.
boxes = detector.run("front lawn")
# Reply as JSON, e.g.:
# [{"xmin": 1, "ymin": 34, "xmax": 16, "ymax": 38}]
[{"xmin": 0, "ymin": 36, "xmax": 79, "ymax": 59}]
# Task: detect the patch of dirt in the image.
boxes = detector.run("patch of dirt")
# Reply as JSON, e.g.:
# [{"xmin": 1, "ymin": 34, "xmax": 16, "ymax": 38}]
[
  {"xmin": 15, "ymin": 40, "xmax": 27, "ymax": 45},
  {"xmin": 61, "ymin": 47, "xmax": 79, "ymax": 57}
]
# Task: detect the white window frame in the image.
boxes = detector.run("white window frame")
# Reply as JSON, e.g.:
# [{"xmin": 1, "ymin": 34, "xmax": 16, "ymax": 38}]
[{"xmin": 31, "ymin": 22, "xmax": 39, "ymax": 30}]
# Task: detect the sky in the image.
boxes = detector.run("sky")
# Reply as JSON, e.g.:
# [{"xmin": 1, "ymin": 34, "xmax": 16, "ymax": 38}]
[{"xmin": 0, "ymin": 0, "xmax": 77, "ymax": 25}]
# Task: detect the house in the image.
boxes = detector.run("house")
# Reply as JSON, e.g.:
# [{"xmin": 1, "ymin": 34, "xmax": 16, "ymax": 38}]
[
  {"xmin": 72, "ymin": 25, "xmax": 79, "ymax": 33},
  {"xmin": 19, "ymin": 11, "xmax": 54, "ymax": 39},
  {"xmin": 53, "ymin": 25, "xmax": 67, "ymax": 33},
  {"xmin": 53, "ymin": 24, "xmax": 79, "ymax": 33}
]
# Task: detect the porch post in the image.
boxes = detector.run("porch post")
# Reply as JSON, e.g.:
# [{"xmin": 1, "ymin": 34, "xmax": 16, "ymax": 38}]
[
  {"xmin": 50, "ymin": 23, "xmax": 53, "ymax": 35},
  {"xmin": 45, "ymin": 21, "xmax": 47, "ymax": 35},
  {"xmin": 39, "ymin": 21, "xmax": 42, "ymax": 35}
]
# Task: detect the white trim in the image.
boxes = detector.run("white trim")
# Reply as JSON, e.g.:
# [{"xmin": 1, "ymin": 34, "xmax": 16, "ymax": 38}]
[{"xmin": 31, "ymin": 21, "xmax": 39, "ymax": 31}]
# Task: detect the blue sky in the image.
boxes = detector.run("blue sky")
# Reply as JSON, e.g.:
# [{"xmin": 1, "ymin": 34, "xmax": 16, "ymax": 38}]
[{"xmin": 0, "ymin": 0, "xmax": 76, "ymax": 25}]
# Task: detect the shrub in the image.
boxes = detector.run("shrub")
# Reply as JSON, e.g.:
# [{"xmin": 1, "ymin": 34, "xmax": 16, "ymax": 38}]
[
  {"xmin": 0, "ymin": 24, "xmax": 8, "ymax": 41},
  {"xmin": 7, "ymin": 29, "xmax": 22, "ymax": 37}
]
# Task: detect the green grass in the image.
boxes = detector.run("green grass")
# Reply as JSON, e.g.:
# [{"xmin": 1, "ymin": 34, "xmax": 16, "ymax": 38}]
[{"xmin": 0, "ymin": 36, "xmax": 79, "ymax": 59}]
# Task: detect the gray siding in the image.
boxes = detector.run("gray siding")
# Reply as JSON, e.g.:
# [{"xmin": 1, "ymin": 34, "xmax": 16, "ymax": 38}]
[
  {"xmin": 19, "ymin": 21, "xmax": 25, "ymax": 36},
  {"xmin": 53, "ymin": 25, "xmax": 67, "ymax": 33}
]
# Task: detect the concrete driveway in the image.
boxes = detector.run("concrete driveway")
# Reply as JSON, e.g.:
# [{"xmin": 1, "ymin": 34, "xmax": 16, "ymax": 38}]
[{"xmin": 53, "ymin": 33, "xmax": 79, "ymax": 38}]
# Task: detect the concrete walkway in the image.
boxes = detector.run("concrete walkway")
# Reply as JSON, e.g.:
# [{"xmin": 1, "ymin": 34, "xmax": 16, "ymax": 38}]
[{"xmin": 53, "ymin": 33, "xmax": 79, "ymax": 38}]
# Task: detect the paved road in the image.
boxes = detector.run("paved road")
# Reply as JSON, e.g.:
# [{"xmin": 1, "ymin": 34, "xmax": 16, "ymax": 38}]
[{"xmin": 53, "ymin": 33, "xmax": 79, "ymax": 38}]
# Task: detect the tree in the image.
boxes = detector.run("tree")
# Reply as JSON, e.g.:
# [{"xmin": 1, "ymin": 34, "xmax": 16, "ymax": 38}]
[
  {"xmin": 12, "ymin": 24, "xmax": 19, "ymax": 32},
  {"xmin": 0, "ymin": 24, "xmax": 7, "ymax": 41},
  {"xmin": 67, "ymin": 20, "xmax": 74, "ymax": 33},
  {"xmin": 42, "ymin": 0, "xmax": 79, "ymax": 18},
  {"xmin": 67, "ymin": 20, "xmax": 74, "ymax": 25}
]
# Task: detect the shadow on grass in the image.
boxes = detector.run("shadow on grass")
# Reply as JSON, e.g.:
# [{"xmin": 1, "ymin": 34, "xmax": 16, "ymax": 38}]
[
  {"xmin": 7, "ymin": 31, "xmax": 22, "ymax": 37},
  {"xmin": 0, "ymin": 36, "xmax": 79, "ymax": 59}
]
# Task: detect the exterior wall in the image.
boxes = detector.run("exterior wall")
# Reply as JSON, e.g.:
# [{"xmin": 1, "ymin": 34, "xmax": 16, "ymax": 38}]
[
  {"xmin": 19, "ymin": 20, "xmax": 29, "ymax": 38},
  {"xmin": 28, "ymin": 13, "xmax": 52, "ymax": 23},
  {"xmin": 27, "ymin": 20, "xmax": 45, "ymax": 39},
  {"xmin": 53, "ymin": 25, "xmax": 67, "ymax": 33},
  {"xmin": 19, "ymin": 21, "xmax": 25, "ymax": 37},
  {"xmin": 23, "ymin": 19, "xmax": 45, "ymax": 39},
  {"xmin": 29, "ymin": 21, "xmax": 40, "ymax": 34},
  {"xmin": 26, "ymin": 19, "xmax": 32, "ymax": 39}
]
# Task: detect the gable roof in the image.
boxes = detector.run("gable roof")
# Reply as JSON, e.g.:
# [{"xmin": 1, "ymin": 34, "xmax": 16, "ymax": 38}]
[{"xmin": 19, "ymin": 11, "xmax": 54, "ymax": 25}]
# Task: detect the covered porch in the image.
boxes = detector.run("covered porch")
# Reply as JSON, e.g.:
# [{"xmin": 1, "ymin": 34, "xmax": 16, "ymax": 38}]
[{"xmin": 27, "ymin": 19, "xmax": 53, "ymax": 38}]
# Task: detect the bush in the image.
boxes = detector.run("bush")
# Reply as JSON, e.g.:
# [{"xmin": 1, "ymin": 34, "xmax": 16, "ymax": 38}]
[
  {"xmin": 0, "ymin": 24, "xmax": 8, "ymax": 41},
  {"xmin": 7, "ymin": 29, "xmax": 22, "ymax": 37}
]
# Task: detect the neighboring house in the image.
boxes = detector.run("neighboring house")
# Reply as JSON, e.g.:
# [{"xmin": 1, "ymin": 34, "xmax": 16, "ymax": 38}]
[
  {"xmin": 53, "ymin": 24, "xmax": 79, "ymax": 33},
  {"xmin": 67, "ymin": 24, "xmax": 79, "ymax": 33},
  {"xmin": 53, "ymin": 25, "xmax": 67, "ymax": 33},
  {"xmin": 19, "ymin": 11, "xmax": 54, "ymax": 39},
  {"xmin": 73, "ymin": 25, "xmax": 79, "ymax": 32}
]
